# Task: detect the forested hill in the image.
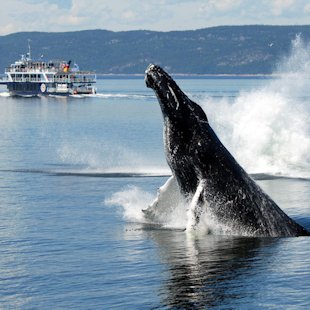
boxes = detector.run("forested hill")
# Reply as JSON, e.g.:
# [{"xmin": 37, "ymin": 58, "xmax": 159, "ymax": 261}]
[{"xmin": 0, "ymin": 25, "xmax": 309, "ymax": 74}]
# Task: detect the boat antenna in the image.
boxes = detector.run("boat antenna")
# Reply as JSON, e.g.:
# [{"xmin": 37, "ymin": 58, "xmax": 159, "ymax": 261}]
[{"xmin": 27, "ymin": 39, "xmax": 31, "ymax": 61}]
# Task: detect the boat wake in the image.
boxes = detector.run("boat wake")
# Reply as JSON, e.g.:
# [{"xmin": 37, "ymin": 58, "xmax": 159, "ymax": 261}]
[
  {"xmin": 5, "ymin": 92, "xmax": 154, "ymax": 100},
  {"xmin": 0, "ymin": 92, "xmax": 10, "ymax": 97},
  {"xmin": 93, "ymin": 93, "xmax": 154, "ymax": 100}
]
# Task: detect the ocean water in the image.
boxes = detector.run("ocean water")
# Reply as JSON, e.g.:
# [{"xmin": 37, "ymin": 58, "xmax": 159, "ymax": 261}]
[{"xmin": 1, "ymin": 43, "xmax": 310, "ymax": 308}]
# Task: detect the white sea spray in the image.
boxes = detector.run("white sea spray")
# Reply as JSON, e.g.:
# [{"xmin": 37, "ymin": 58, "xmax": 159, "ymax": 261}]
[{"xmin": 203, "ymin": 36, "xmax": 310, "ymax": 178}]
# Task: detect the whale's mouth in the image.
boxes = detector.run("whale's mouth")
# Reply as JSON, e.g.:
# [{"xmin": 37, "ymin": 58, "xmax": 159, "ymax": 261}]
[
  {"xmin": 145, "ymin": 64, "xmax": 189, "ymax": 114},
  {"xmin": 145, "ymin": 73, "xmax": 154, "ymax": 89},
  {"xmin": 145, "ymin": 64, "xmax": 179, "ymax": 99},
  {"xmin": 145, "ymin": 64, "xmax": 162, "ymax": 90}
]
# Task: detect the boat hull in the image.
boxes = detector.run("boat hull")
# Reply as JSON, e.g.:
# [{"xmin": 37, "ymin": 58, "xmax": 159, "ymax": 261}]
[{"xmin": 5, "ymin": 82, "xmax": 96, "ymax": 97}]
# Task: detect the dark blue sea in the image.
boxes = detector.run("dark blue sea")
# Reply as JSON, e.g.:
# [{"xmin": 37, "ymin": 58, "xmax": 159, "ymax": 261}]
[{"xmin": 0, "ymin": 66, "xmax": 310, "ymax": 307}]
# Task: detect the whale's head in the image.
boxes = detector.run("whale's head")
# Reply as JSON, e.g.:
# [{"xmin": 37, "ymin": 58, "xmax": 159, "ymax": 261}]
[
  {"xmin": 145, "ymin": 64, "xmax": 208, "ymax": 123},
  {"xmin": 145, "ymin": 64, "xmax": 210, "ymax": 193}
]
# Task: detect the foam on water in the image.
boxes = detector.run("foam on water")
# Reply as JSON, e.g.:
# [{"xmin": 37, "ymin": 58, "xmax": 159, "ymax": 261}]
[
  {"xmin": 0, "ymin": 92, "xmax": 10, "ymax": 97},
  {"xmin": 107, "ymin": 36, "xmax": 310, "ymax": 234}
]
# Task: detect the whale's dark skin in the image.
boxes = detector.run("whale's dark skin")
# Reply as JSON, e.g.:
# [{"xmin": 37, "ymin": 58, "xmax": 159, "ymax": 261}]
[{"xmin": 145, "ymin": 64, "xmax": 309, "ymax": 237}]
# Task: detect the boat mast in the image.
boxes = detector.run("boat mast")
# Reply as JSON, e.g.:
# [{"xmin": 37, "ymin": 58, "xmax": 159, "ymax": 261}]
[{"xmin": 26, "ymin": 39, "xmax": 31, "ymax": 61}]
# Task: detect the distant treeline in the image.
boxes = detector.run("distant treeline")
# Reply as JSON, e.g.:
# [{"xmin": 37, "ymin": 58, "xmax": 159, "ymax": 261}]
[{"xmin": 0, "ymin": 25, "xmax": 309, "ymax": 74}]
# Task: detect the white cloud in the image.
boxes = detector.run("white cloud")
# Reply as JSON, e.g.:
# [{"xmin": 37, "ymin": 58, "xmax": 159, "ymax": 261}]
[
  {"xmin": 269, "ymin": 0, "xmax": 295, "ymax": 15},
  {"xmin": 304, "ymin": 3, "xmax": 310, "ymax": 13},
  {"xmin": 0, "ymin": 0, "xmax": 309, "ymax": 35},
  {"xmin": 202, "ymin": 0, "xmax": 243, "ymax": 12},
  {"xmin": 0, "ymin": 1, "xmax": 63, "ymax": 35}
]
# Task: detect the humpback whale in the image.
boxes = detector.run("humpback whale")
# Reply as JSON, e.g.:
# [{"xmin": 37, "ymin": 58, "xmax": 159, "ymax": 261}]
[{"xmin": 144, "ymin": 64, "xmax": 309, "ymax": 237}]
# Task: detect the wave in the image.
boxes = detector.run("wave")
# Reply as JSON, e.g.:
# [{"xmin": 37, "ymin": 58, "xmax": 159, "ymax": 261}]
[
  {"xmin": 0, "ymin": 167, "xmax": 170, "ymax": 178},
  {"xmin": 3, "ymin": 167, "xmax": 310, "ymax": 182}
]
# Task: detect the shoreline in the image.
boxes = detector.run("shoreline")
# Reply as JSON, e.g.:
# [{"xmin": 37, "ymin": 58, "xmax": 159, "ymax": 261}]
[
  {"xmin": 2, "ymin": 72, "xmax": 303, "ymax": 81},
  {"xmin": 96, "ymin": 73, "xmax": 275, "ymax": 79}
]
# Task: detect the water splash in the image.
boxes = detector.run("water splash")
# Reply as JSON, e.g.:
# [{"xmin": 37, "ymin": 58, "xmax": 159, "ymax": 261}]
[
  {"xmin": 204, "ymin": 35, "xmax": 310, "ymax": 178},
  {"xmin": 104, "ymin": 179, "xmax": 253, "ymax": 236},
  {"xmin": 105, "ymin": 186, "xmax": 154, "ymax": 222}
]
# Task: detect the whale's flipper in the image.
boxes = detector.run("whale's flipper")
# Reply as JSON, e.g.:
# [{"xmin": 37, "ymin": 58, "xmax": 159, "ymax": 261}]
[
  {"xmin": 186, "ymin": 180, "xmax": 206, "ymax": 231},
  {"xmin": 143, "ymin": 176, "xmax": 182, "ymax": 223}
]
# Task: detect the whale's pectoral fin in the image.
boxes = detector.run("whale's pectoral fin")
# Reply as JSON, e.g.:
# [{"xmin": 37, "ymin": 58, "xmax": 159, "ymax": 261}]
[
  {"xmin": 141, "ymin": 208, "xmax": 156, "ymax": 221},
  {"xmin": 186, "ymin": 180, "xmax": 207, "ymax": 231},
  {"xmin": 142, "ymin": 176, "xmax": 182, "ymax": 223}
]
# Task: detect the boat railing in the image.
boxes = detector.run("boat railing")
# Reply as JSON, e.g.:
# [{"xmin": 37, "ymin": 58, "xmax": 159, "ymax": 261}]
[
  {"xmin": 9, "ymin": 77, "xmax": 47, "ymax": 83},
  {"xmin": 6, "ymin": 76, "xmax": 96, "ymax": 83},
  {"xmin": 5, "ymin": 67, "xmax": 59, "ymax": 73},
  {"xmin": 52, "ymin": 76, "xmax": 96, "ymax": 83},
  {"xmin": 5, "ymin": 67, "xmax": 96, "ymax": 75}
]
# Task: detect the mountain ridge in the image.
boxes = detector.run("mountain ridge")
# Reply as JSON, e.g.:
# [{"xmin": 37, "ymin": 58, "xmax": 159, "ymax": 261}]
[{"xmin": 0, "ymin": 25, "xmax": 309, "ymax": 74}]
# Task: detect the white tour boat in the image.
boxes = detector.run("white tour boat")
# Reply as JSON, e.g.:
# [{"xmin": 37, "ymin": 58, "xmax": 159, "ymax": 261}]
[{"xmin": 0, "ymin": 43, "xmax": 96, "ymax": 97}]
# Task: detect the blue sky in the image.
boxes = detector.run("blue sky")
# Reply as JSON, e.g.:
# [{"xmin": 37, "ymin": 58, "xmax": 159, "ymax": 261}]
[{"xmin": 0, "ymin": 0, "xmax": 309, "ymax": 35}]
